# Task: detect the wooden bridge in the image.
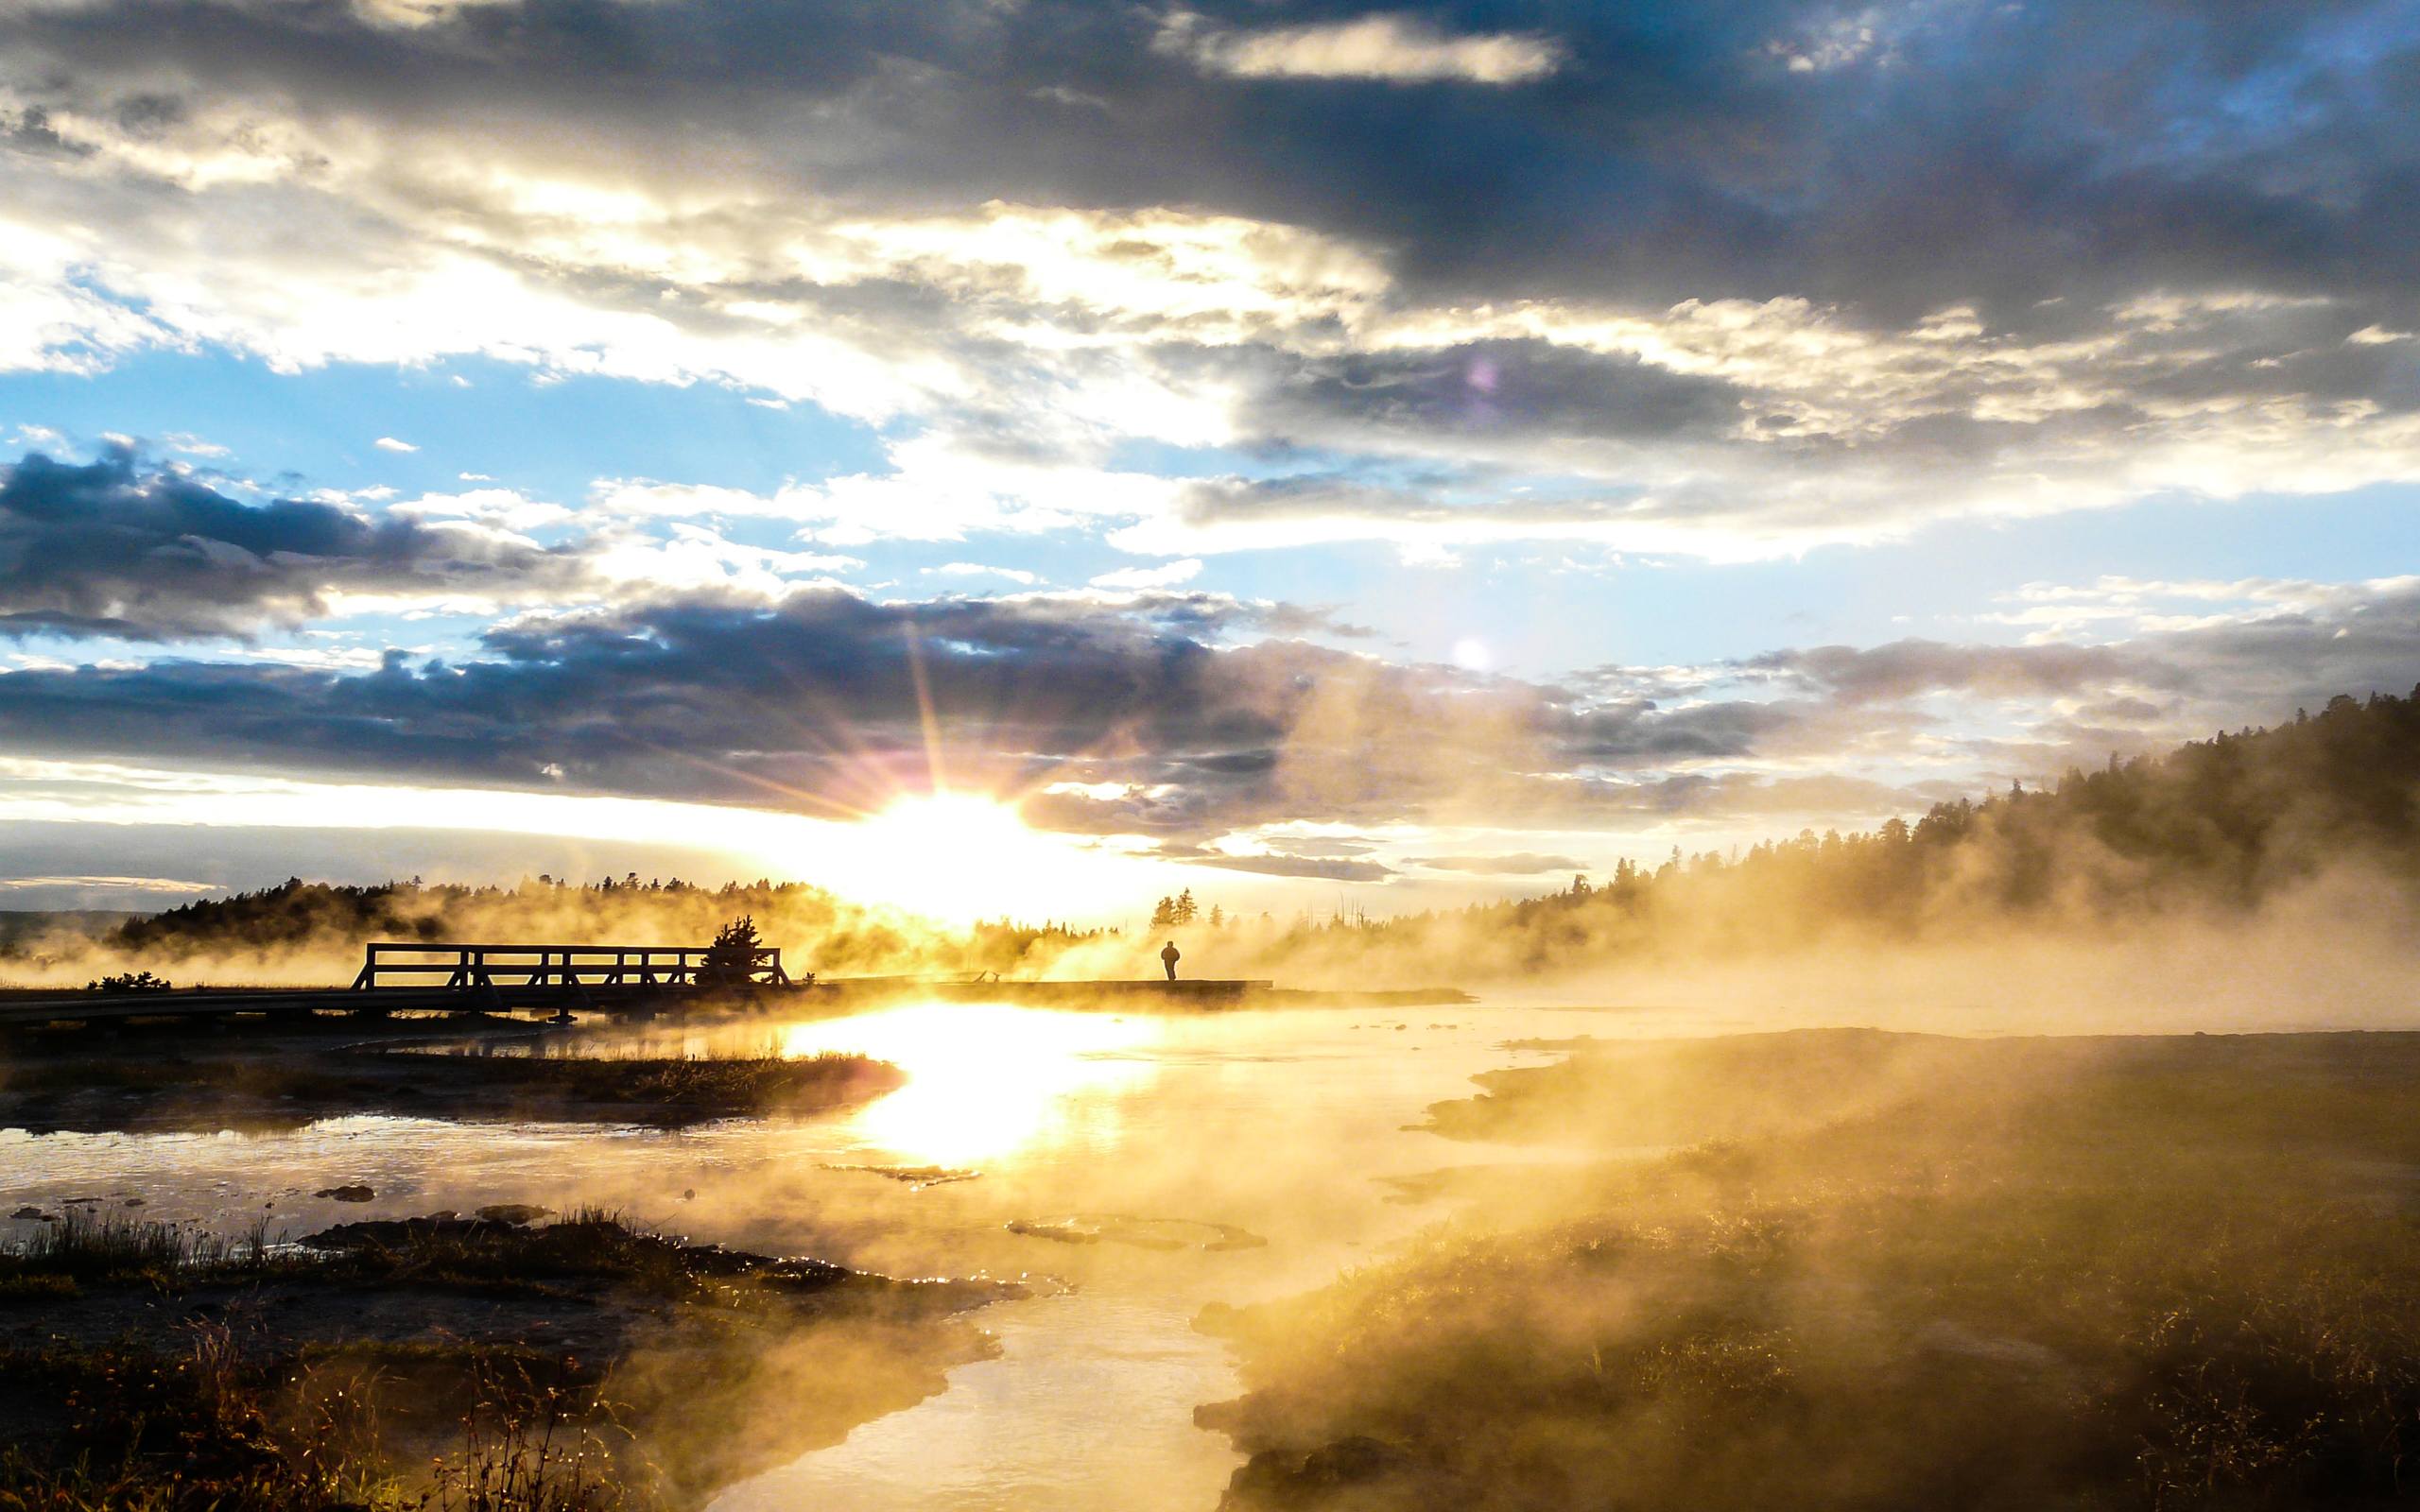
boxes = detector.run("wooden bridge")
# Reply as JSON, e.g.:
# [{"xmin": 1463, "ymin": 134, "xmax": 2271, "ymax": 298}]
[
  {"xmin": 0, "ymin": 940, "xmax": 787, "ymax": 1030},
  {"xmin": 351, "ymin": 941, "xmax": 787, "ymax": 998}
]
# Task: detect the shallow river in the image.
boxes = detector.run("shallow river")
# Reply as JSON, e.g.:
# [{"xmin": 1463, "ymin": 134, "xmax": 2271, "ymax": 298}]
[{"xmin": 0, "ymin": 1002, "xmax": 1654, "ymax": 1510}]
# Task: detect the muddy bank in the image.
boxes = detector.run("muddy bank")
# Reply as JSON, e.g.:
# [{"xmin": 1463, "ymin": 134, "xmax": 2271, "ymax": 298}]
[
  {"xmin": 0, "ymin": 1208, "xmax": 1020, "ymax": 1507},
  {"xmin": 0, "ymin": 1017, "xmax": 905, "ymax": 1133}
]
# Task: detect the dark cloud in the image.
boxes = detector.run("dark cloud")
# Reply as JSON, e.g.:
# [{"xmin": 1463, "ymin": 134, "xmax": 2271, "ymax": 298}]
[
  {"xmin": 1737, "ymin": 640, "xmax": 2172, "ymax": 704},
  {"xmin": 1740, "ymin": 589, "xmax": 2420, "ymax": 719},
  {"xmin": 1240, "ymin": 338, "xmax": 1747, "ymax": 444},
  {"xmin": 1561, "ymin": 697, "xmax": 1806, "ymax": 763},
  {"xmin": 1189, "ymin": 853, "xmax": 1397, "ymax": 882},
  {"xmin": 2076, "ymin": 695, "xmax": 2166, "ymax": 725},
  {"xmin": 0, "ymin": 566, "xmax": 2407, "ymax": 848},
  {"xmin": 0, "ymin": 449, "xmax": 591, "ymax": 639},
  {"xmin": 9, "ymin": 0, "xmax": 2414, "ymax": 323},
  {"xmin": 1156, "ymin": 474, "xmax": 1653, "ymax": 541},
  {"xmin": 3, "ymin": 0, "xmax": 2415, "ymax": 554},
  {"xmin": 0, "ymin": 582, "xmax": 1846, "ymax": 835}
]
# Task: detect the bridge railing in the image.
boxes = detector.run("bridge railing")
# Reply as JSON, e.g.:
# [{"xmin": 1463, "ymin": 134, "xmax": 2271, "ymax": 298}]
[{"xmin": 351, "ymin": 942, "xmax": 786, "ymax": 993}]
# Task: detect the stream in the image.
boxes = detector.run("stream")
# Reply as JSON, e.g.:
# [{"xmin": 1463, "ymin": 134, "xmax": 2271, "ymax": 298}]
[{"xmin": 1, "ymin": 1001, "xmax": 1654, "ymax": 1510}]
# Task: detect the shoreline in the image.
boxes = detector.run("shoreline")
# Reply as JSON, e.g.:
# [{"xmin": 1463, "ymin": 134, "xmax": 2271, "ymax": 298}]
[{"xmin": 0, "ymin": 1014, "xmax": 905, "ymax": 1135}]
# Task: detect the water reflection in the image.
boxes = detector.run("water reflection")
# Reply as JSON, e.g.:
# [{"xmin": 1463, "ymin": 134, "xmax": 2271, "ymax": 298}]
[{"xmin": 780, "ymin": 1003, "xmax": 1161, "ymax": 1167}]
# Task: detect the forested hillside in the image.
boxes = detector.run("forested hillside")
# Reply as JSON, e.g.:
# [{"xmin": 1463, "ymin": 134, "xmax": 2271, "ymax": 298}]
[{"xmin": 1293, "ymin": 685, "xmax": 2420, "ymax": 971}]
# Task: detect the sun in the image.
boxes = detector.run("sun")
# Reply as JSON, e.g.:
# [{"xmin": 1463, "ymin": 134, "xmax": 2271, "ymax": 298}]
[{"xmin": 818, "ymin": 791, "xmax": 1101, "ymax": 922}]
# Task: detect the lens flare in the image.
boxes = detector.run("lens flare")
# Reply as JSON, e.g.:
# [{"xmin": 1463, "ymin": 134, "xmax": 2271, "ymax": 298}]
[{"xmin": 811, "ymin": 792, "xmax": 1111, "ymax": 923}]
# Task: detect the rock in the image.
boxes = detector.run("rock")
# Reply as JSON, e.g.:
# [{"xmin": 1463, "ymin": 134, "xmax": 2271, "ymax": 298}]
[
  {"xmin": 1223, "ymin": 1436, "xmax": 1429, "ymax": 1511},
  {"xmin": 474, "ymin": 1204, "xmax": 553, "ymax": 1226},
  {"xmin": 9, "ymin": 1206, "xmax": 47, "ymax": 1220},
  {"xmin": 1005, "ymin": 1218, "xmax": 1102, "ymax": 1246},
  {"xmin": 305, "ymin": 1215, "xmax": 490, "ymax": 1249},
  {"xmin": 314, "ymin": 1184, "xmax": 375, "ymax": 1202},
  {"xmin": 823, "ymin": 1162, "xmax": 980, "ymax": 1188}
]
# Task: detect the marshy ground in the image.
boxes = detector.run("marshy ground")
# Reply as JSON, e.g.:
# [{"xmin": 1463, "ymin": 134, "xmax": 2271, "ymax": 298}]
[
  {"xmin": 0, "ymin": 1016, "xmax": 973, "ymax": 1507},
  {"xmin": 10, "ymin": 1006, "xmax": 2420, "ymax": 1512},
  {"xmin": 0, "ymin": 1205, "xmax": 1018, "ymax": 1508},
  {"xmin": 0, "ymin": 1014, "xmax": 905, "ymax": 1133},
  {"xmin": 1201, "ymin": 1028, "xmax": 2420, "ymax": 1511}
]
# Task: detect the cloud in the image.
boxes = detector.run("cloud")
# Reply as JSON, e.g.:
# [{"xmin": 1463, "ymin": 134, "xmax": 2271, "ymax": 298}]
[
  {"xmin": 0, "ymin": 579, "xmax": 1767, "ymax": 840},
  {"xmin": 0, "ymin": 872, "xmax": 216, "ymax": 893},
  {"xmin": 0, "ymin": 0, "xmax": 2413, "ymax": 559},
  {"xmin": 1158, "ymin": 11, "xmax": 1565, "ymax": 86},
  {"xmin": 1191, "ymin": 853, "xmax": 1397, "ymax": 881},
  {"xmin": 373, "ymin": 436, "xmax": 418, "ymax": 453},
  {"xmin": 0, "ymin": 564, "xmax": 2405, "ymax": 850},
  {"xmin": 1409, "ymin": 851, "xmax": 1586, "ymax": 875},
  {"xmin": 929, "ymin": 562, "xmax": 1043, "ymax": 585},
  {"xmin": 1089, "ymin": 559, "xmax": 1201, "ymax": 591},
  {"xmin": 0, "ymin": 447, "xmax": 597, "ymax": 639},
  {"xmin": 1737, "ymin": 640, "xmax": 2166, "ymax": 707}
]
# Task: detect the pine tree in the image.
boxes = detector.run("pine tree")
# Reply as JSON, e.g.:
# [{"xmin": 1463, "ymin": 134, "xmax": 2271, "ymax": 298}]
[{"xmin": 700, "ymin": 915, "xmax": 764, "ymax": 986}]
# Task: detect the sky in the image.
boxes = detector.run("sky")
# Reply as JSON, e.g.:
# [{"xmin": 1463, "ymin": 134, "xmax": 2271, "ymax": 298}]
[{"xmin": 0, "ymin": 0, "xmax": 2415, "ymax": 921}]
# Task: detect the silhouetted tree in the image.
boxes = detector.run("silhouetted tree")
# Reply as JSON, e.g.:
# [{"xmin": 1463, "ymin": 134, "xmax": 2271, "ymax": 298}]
[{"xmin": 700, "ymin": 915, "xmax": 765, "ymax": 987}]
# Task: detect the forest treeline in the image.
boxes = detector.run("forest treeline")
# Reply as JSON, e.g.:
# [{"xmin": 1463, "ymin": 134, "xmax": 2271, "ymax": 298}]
[
  {"xmin": 66, "ymin": 873, "xmax": 1106, "ymax": 983},
  {"xmin": 16, "ymin": 686, "xmax": 2420, "ymax": 985},
  {"xmin": 1308, "ymin": 684, "xmax": 2420, "ymax": 972}
]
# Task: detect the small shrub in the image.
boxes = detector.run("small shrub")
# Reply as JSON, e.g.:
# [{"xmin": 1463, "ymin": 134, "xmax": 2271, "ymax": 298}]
[{"xmin": 87, "ymin": 970, "xmax": 173, "ymax": 993}]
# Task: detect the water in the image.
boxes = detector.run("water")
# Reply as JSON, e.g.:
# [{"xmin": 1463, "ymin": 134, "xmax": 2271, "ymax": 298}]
[{"xmin": 0, "ymin": 1002, "xmax": 1628, "ymax": 1510}]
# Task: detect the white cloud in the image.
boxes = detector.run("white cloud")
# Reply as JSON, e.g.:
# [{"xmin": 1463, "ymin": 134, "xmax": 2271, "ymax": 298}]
[
  {"xmin": 374, "ymin": 436, "xmax": 419, "ymax": 453},
  {"xmin": 1766, "ymin": 8, "xmax": 1889, "ymax": 73},
  {"xmin": 0, "ymin": 872, "xmax": 217, "ymax": 894},
  {"xmin": 589, "ymin": 477, "xmax": 826, "ymax": 521},
  {"xmin": 391, "ymin": 487, "xmax": 577, "ymax": 532},
  {"xmin": 1160, "ymin": 11, "xmax": 1565, "ymax": 85},
  {"xmin": 928, "ymin": 562, "xmax": 1043, "ymax": 584},
  {"xmin": 1979, "ymin": 574, "xmax": 2420, "ymax": 642},
  {"xmin": 1088, "ymin": 558, "xmax": 1202, "ymax": 590}
]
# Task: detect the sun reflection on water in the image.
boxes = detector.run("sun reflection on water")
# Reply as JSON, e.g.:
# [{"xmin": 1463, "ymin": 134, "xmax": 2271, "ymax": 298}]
[{"xmin": 778, "ymin": 1003, "xmax": 1163, "ymax": 1167}]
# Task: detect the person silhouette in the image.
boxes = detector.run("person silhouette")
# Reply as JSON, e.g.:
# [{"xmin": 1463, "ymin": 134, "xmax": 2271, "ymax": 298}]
[{"xmin": 1160, "ymin": 940, "xmax": 1181, "ymax": 982}]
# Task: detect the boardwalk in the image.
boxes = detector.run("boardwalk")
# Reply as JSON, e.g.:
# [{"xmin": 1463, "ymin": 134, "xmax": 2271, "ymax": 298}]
[
  {"xmin": 0, "ymin": 942, "xmax": 1455, "ymax": 1030},
  {"xmin": 0, "ymin": 940, "xmax": 781, "ymax": 1029}
]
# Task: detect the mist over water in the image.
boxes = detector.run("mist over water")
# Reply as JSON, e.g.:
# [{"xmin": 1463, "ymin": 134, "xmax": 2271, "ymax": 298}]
[
  {"xmin": 9, "ymin": 950, "xmax": 2420, "ymax": 1509},
  {"xmin": 0, "ymin": 1005, "xmax": 1597, "ymax": 1506}
]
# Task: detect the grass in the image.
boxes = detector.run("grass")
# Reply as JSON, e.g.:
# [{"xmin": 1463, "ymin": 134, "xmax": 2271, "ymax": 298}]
[
  {"xmin": 0, "ymin": 1209, "xmax": 271, "ymax": 1286},
  {"xmin": 0, "ymin": 1209, "xmax": 1010, "ymax": 1509},
  {"xmin": 0, "ymin": 1032, "xmax": 906, "ymax": 1131},
  {"xmin": 0, "ymin": 1332, "xmax": 624, "ymax": 1512},
  {"xmin": 441, "ymin": 1046, "xmax": 901, "ymax": 1111},
  {"xmin": 1207, "ymin": 1031, "xmax": 2420, "ymax": 1512}
]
